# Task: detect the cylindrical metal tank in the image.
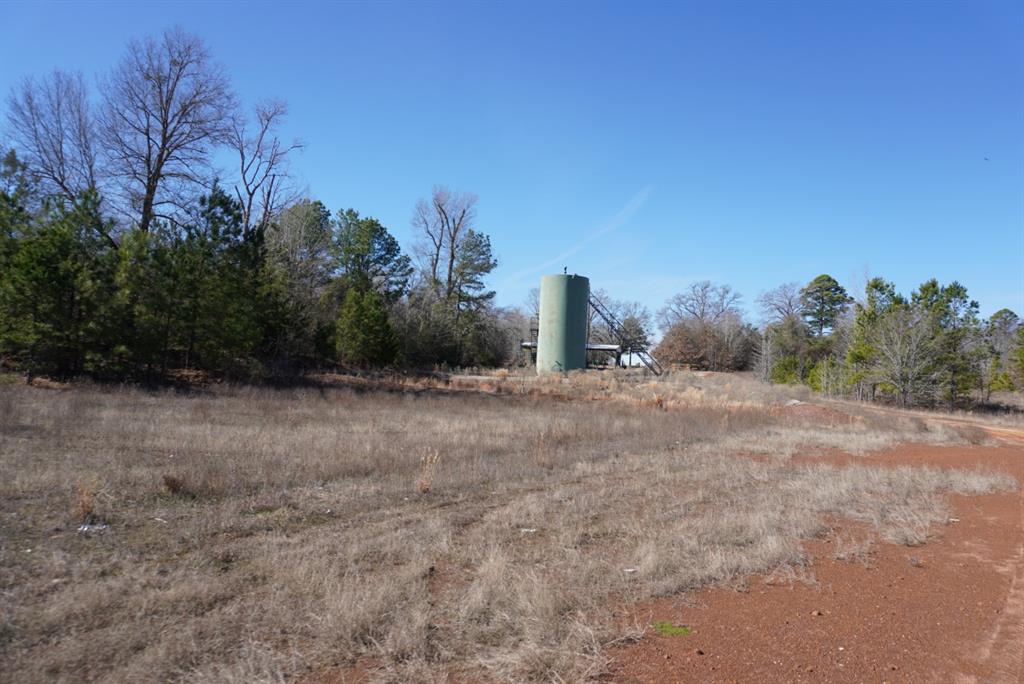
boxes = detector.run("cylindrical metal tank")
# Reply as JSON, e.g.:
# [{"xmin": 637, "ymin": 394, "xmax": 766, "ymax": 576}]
[{"xmin": 536, "ymin": 274, "xmax": 590, "ymax": 374}]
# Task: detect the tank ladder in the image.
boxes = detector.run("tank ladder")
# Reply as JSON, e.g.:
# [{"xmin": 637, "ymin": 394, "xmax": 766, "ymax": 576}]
[{"xmin": 588, "ymin": 296, "xmax": 664, "ymax": 375}]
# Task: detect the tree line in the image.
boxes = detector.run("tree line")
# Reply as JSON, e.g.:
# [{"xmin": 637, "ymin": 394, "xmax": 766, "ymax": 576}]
[
  {"xmin": 2, "ymin": 27, "xmax": 1020, "ymax": 408},
  {"xmin": 0, "ymin": 28, "xmax": 520, "ymax": 381},
  {"xmin": 652, "ymin": 275, "xmax": 1023, "ymax": 409}
]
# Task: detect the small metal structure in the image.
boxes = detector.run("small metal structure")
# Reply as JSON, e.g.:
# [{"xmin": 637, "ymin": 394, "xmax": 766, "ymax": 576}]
[
  {"xmin": 520, "ymin": 341, "xmax": 620, "ymax": 353},
  {"xmin": 587, "ymin": 294, "xmax": 663, "ymax": 375},
  {"xmin": 522, "ymin": 273, "xmax": 662, "ymax": 375}
]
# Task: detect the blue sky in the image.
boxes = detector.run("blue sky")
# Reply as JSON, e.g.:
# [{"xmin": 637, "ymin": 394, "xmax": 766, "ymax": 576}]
[{"xmin": 2, "ymin": 0, "xmax": 1021, "ymax": 322}]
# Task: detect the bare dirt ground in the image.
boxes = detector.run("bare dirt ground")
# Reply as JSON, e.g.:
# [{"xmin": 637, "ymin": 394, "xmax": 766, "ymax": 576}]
[{"xmin": 609, "ymin": 439, "xmax": 1024, "ymax": 683}]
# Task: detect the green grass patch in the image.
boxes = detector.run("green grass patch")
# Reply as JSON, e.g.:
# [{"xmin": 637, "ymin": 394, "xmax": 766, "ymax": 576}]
[{"xmin": 651, "ymin": 620, "xmax": 693, "ymax": 636}]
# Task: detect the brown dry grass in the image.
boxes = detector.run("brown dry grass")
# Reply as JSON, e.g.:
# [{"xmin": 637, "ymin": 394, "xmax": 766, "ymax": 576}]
[
  {"xmin": 323, "ymin": 367, "xmax": 814, "ymax": 411},
  {"xmin": 0, "ymin": 372, "xmax": 1015, "ymax": 682}
]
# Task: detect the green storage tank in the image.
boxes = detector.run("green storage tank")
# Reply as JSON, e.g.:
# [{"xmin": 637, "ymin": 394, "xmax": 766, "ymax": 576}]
[{"xmin": 536, "ymin": 274, "xmax": 590, "ymax": 374}]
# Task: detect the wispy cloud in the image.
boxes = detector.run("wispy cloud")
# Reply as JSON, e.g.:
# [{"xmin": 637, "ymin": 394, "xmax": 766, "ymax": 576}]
[{"xmin": 501, "ymin": 186, "xmax": 654, "ymax": 287}]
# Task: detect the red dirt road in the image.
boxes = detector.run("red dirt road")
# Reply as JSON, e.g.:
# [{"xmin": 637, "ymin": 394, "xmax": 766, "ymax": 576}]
[{"xmin": 609, "ymin": 440, "xmax": 1024, "ymax": 683}]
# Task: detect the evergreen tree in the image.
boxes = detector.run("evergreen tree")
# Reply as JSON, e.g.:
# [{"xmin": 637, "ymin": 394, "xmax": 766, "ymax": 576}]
[
  {"xmin": 1013, "ymin": 326, "xmax": 1024, "ymax": 387},
  {"xmin": 116, "ymin": 226, "xmax": 182, "ymax": 374},
  {"xmin": 329, "ymin": 208, "xmax": 412, "ymax": 367},
  {"xmin": 800, "ymin": 274, "xmax": 850, "ymax": 337},
  {"xmin": 0, "ymin": 151, "xmax": 36, "ymax": 358},
  {"xmin": 450, "ymin": 229, "xmax": 497, "ymax": 313},
  {"xmin": 1, "ymin": 192, "xmax": 120, "ymax": 377},
  {"xmin": 336, "ymin": 288, "xmax": 397, "ymax": 366},
  {"xmin": 911, "ymin": 279, "xmax": 981, "ymax": 409},
  {"xmin": 116, "ymin": 185, "xmax": 261, "ymax": 377},
  {"xmin": 0, "ymin": 150, "xmax": 34, "ymax": 243},
  {"xmin": 334, "ymin": 209, "xmax": 412, "ymax": 302},
  {"xmin": 182, "ymin": 185, "xmax": 261, "ymax": 372}
]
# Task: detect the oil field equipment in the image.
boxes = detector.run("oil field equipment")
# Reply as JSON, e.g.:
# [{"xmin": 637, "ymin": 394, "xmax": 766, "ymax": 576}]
[
  {"xmin": 522, "ymin": 273, "xmax": 662, "ymax": 375},
  {"xmin": 536, "ymin": 273, "xmax": 590, "ymax": 373}
]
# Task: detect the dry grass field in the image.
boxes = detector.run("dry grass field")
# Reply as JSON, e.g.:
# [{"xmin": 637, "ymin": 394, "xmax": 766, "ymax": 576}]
[{"xmin": 0, "ymin": 371, "xmax": 1016, "ymax": 682}]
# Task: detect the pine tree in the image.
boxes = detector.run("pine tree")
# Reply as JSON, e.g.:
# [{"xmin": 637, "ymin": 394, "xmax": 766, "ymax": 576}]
[
  {"xmin": 334, "ymin": 209, "xmax": 412, "ymax": 302},
  {"xmin": 116, "ymin": 185, "xmax": 261, "ymax": 377},
  {"xmin": 336, "ymin": 288, "xmax": 397, "ymax": 366},
  {"xmin": 1012, "ymin": 326, "xmax": 1024, "ymax": 388},
  {"xmin": 800, "ymin": 274, "xmax": 850, "ymax": 338},
  {"xmin": 912, "ymin": 279, "xmax": 981, "ymax": 409},
  {"xmin": 2, "ymin": 192, "xmax": 120, "ymax": 377}
]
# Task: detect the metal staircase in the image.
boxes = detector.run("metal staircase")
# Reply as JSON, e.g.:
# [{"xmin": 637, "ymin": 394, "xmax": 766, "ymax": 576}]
[{"xmin": 588, "ymin": 296, "xmax": 663, "ymax": 375}]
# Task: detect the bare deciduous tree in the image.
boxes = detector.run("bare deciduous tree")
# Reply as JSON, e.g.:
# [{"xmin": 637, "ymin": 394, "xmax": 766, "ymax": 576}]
[
  {"xmin": 753, "ymin": 327, "xmax": 775, "ymax": 382},
  {"xmin": 716, "ymin": 310, "xmax": 754, "ymax": 370},
  {"xmin": 263, "ymin": 199, "xmax": 333, "ymax": 359},
  {"xmin": 873, "ymin": 306, "xmax": 937, "ymax": 407},
  {"xmin": 99, "ymin": 27, "xmax": 236, "ymax": 232},
  {"xmin": 228, "ymin": 100, "xmax": 301, "ymax": 236},
  {"xmin": 987, "ymin": 309, "xmax": 1019, "ymax": 369},
  {"xmin": 655, "ymin": 281, "xmax": 753, "ymax": 370},
  {"xmin": 412, "ymin": 186, "xmax": 478, "ymax": 298},
  {"xmin": 587, "ymin": 288, "xmax": 613, "ymax": 340},
  {"xmin": 525, "ymin": 287, "xmax": 540, "ymax": 320},
  {"xmin": 656, "ymin": 310, "xmax": 756, "ymax": 372},
  {"xmin": 6, "ymin": 70, "xmax": 97, "ymax": 200},
  {"xmin": 756, "ymin": 282, "xmax": 805, "ymax": 324},
  {"xmin": 657, "ymin": 280, "xmax": 742, "ymax": 331}
]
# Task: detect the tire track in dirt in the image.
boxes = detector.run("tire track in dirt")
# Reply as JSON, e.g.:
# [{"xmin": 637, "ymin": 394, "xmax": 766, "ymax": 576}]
[
  {"xmin": 965, "ymin": 465, "xmax": 1024, "ymax": 684},
  {"xmin": 834, "ymin": 400, "xmax": 1024, "ymax": 684},
  {"xmin": 822, "ymin": 397, "xmax": 1024, "ymax": 446}
]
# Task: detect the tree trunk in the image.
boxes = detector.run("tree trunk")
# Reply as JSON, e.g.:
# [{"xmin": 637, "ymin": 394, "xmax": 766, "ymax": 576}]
[{"xmin": 140, "ymin": 178, "xmax": 158, "ymax": 233}]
